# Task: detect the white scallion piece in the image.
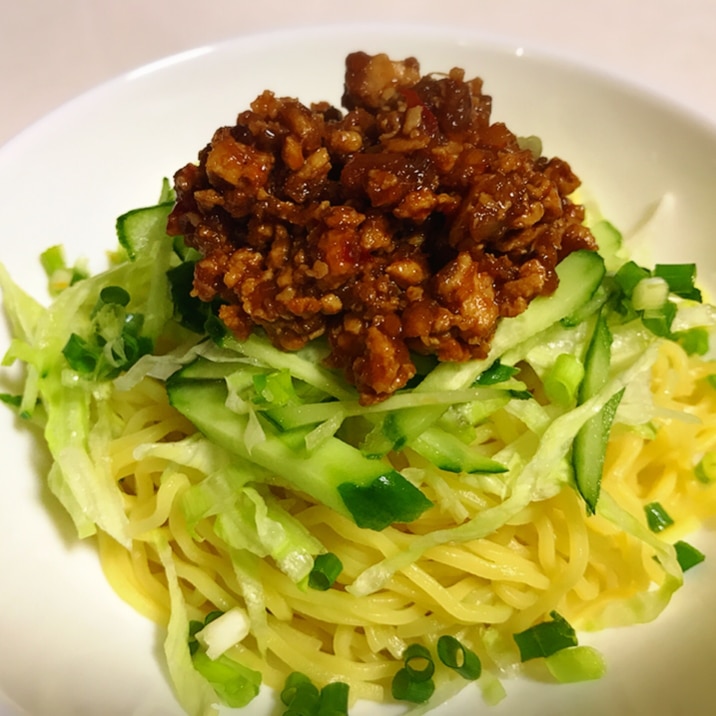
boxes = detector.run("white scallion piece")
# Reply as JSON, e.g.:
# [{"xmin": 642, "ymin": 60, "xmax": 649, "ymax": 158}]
[{"xmin": 197, "ymin": 607, "xmax": 251, "ymax": 660}]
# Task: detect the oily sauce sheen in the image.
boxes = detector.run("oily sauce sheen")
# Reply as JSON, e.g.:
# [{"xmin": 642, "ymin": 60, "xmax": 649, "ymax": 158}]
[{"xmin": 167, "ymin": 52, "xmax": 595, "ymax": 404}]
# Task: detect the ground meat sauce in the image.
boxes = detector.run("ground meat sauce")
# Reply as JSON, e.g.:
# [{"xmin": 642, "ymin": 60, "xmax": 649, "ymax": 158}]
[{"xmin": 166, "ymin": 52, "xmax": 596, "ymax": 404}]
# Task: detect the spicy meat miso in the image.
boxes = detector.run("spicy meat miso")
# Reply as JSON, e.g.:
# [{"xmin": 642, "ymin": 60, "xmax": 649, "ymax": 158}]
[{"xmin": 167, "ymin": 51, "xmax": 595, "ymax": 403}]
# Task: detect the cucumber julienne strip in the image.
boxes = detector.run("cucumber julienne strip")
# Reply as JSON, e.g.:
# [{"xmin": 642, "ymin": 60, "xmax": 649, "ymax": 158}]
[
  {"xmin": 265, "ymin": 386, "xmax": 509, "ymax": 430},
  {"xmin": 573, "ymin": 387, "xmax": 624, "ymax": 514},
  {"xmin": 410, "ymin": 425, "xmax": 506, "ymax": 474},
  {"xmin": 573, "ymin": 309, "xmax": 623, "ymax": 513}
]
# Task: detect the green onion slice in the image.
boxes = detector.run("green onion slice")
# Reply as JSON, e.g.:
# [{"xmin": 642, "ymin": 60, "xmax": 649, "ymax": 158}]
[
  {"xmin": 475, "ymin": 360, "xmax": 519, "ymax": 386},
  {"xmin": 644, "ymin": 501, "xmax": 674, "ymax": 533},
  {"xmin": 436, "ymin": 635, "xmax": 481, "ymax": 680},
  {"xmin": 391, "ymin": 667, "xmax": 435, "ymax": 703},
  {"xmin": 191, "ymin": 650, "xmax": 261, "ymax": 708},
  {"xmin": 513, "ymin": 611, "xmax": 578, "ymax": 662},
  {"xmin": 674, "ymin": 540, "xmax": 706, "ymax": 572},
  {"xmin": 641, "ymin": 301, "xmax": 677, "ymax": 338},
  {"xmin": 675, "ymin": 327, "xmax": 710, "ymax": 356},
  {"xmin": 62, "ymin": 333, "xmax": 98, "ymax": 374},
  {"xmin": 308, "ymin": 553, "xmax": 343, "ymax": 591},
  {"xmin": 402, "ymin": 643, "xmax": 435, "ymax": 682},
  {"xmin": 281, "ymin": 673, "xmax": 320, "ymax": 715},
  {"xmin": 695, "ymin": 452, "xmax": 716, "ymax": 483},
  {"xmin": 614, "ymin": 260, "xmax": 651, "ymax": 297},
  {"xmin": 40, "ymin": 245, "xmax": 67, "ymax": 277},
  {"xmin": 317, "ymin": 681, "xmax": 349, "ymax": 716},
  {"xmin": 98, "ymin": 284, "xmax": 131, "ymax": 307},
  {"xmin": 544, "ymin": 645, "xmax": 606, "ymax": 683},
  {"xmin": 631, "ymin": 277, "xmax": 669, "ymax": 312},
  {"xmin": 543, "ymin": 353, "xmax": 584, "ymax": 407},
  {"xmin": 653, "ymin": 263, "xmax": 702, "ymax": 301}
]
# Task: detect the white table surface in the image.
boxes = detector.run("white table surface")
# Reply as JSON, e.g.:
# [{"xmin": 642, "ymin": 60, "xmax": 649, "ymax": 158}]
[{"xmin": 0, "ymin": 1, "xmax": 714, "ymax": 714}]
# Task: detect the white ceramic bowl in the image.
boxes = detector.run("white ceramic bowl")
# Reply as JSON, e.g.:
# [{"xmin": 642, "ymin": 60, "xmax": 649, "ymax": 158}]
[{"xmin": 1, "ymin": 23, "xmax": 716, "ymax": 716}]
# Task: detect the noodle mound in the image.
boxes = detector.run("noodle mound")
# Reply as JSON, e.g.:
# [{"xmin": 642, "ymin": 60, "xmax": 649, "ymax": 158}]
[{"xmin": 100, "ymin": 340, "xmax": 716, "ymax": 706}]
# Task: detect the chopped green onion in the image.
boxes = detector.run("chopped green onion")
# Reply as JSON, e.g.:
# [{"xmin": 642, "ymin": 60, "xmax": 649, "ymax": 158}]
[
  {"xmin": 410, "ymin": 352, "xmax": 439, "ymax": 377},
  {"xmin": 98, "ymin": 284, "xmax": 131, "ymax": 308},
  {"xmin": 317, "ymin": 681, "xmax": 349, "ymax": 716},
  {"xmin": 391, "ymin": 667, "xmax": 435, "ymax": 703},
  {"xmin": 675, "ymin": 327, "xmax": 710, "ymax": 356},
  {"xmin": 336, "ymin": 472, "xmax": 433, "ymax": 531},
  {"xmin": 674, "ymin": 540, "xmax": 705, "ymax": 572},
  {"xmin": 206, "ymin": 312, "xmax": 229, "ymax": 342},
  {"xmin": 644, "ymin": 501, "xmax": 674, "ymax": 533},
  {"xmin": 39, "ymin": 245, "xmax": 89, "ymax": 293},
  {"xmin": 308, "ymin": 553, "xmax": 343, "ymax": 591},
  {"xmin": 187, "ymin": 609, "xmax": 225, "ymax": 655},
  {"xmin": 187, "ymin": 620, "xmax": 204, "ymax": 656},
  {"xmin": 612, "ymin": 262, "xmax": 702, "ymax": 338},
  {"xmin": 191, "ymin": 650, "xmax": 261, "ymax": 708},
  {"xmin": 0, "ymin": 393, "xmax": 22, "ymax": 409},
  {"xmin": 281, "ymin": 672, "xmax": 317, "ymax": 706},
  {"xmin": 641, "ymin": 301, "xmax": 676, "ymax": 338},
  {"xmin": 513, "ymin": 611, "xmax": 578, "ymax": 661},
  {"xmin": 508, "ymin": 388, "xmax": 533, "ymax": 400},
  {"xmin": 695, "ymin": 452, "xmax": 716, "ymax": 483},
  {"xmin": 123, "ymin": 311, "xmax": 145, "ymax": 337},
  {"xmin": 204, "ymin": 610, "xmax": 224, "ymax": 625},
  {"xmin": 281, "ymin": 672, "xmax": 320, "ymax": 714},
  {"xmin": 631, "ymin": 277, "xmax": 669, "ymax": 312},
  {"xmin": 61, "ymin": 285, "xmax": 152, "ymax": 379},
  {"xmin": 544, "ymin": 645, "xmax": 606, "ymax": 683},
  {"xmin": 167, "ymin": 260, "xmax": 212, "ymax": 333},
  {"xmin": 475, "ymin": 360, "xmax": 519, "ymax": 386},
  {"xmin": 62, "ymin": 333, "xmax": 98, "ymax": 374},
  {"xmin": 614, "ymin": 260, "xmax": 651, "ymax": 297},
  {"xmin": 189, "ymin": 611, "xmax": 262, "ymax": 710},
  {"xmin": 436, "ymin": 635, "xmax": 481, "ymax": 680},
  {"xmin": 479, "ymin": 672, "xmax": 507, "ymax": 706},
  {"xmin": 40, "ymin": 245, "xmax": 67, "ymax": 277},
  {"xmin": 653, "ymin": 263, "xmax": 702, "ymax": 301},
  {"xmin": 402, "ymin": 643, "xmax": 435, "ymax": 682},
  {"xmin": 284, "ymin": 689, "xmax": 320, "ymax": 715},
  {"xmin": 543, "ymin": 353, "xmax": 584, "ymax": 407}
]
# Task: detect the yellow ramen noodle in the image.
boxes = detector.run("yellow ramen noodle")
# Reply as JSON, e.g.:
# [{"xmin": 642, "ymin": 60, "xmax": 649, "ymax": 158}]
[{"xmin": 95, "ymin": 339, "xmax": 716, "ymax": 706}]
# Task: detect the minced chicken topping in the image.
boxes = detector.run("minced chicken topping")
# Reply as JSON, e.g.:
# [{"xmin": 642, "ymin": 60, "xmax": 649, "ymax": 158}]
[{"xmin": 166, "ymin": 51, "xmax": 595, "ymax": 404}]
